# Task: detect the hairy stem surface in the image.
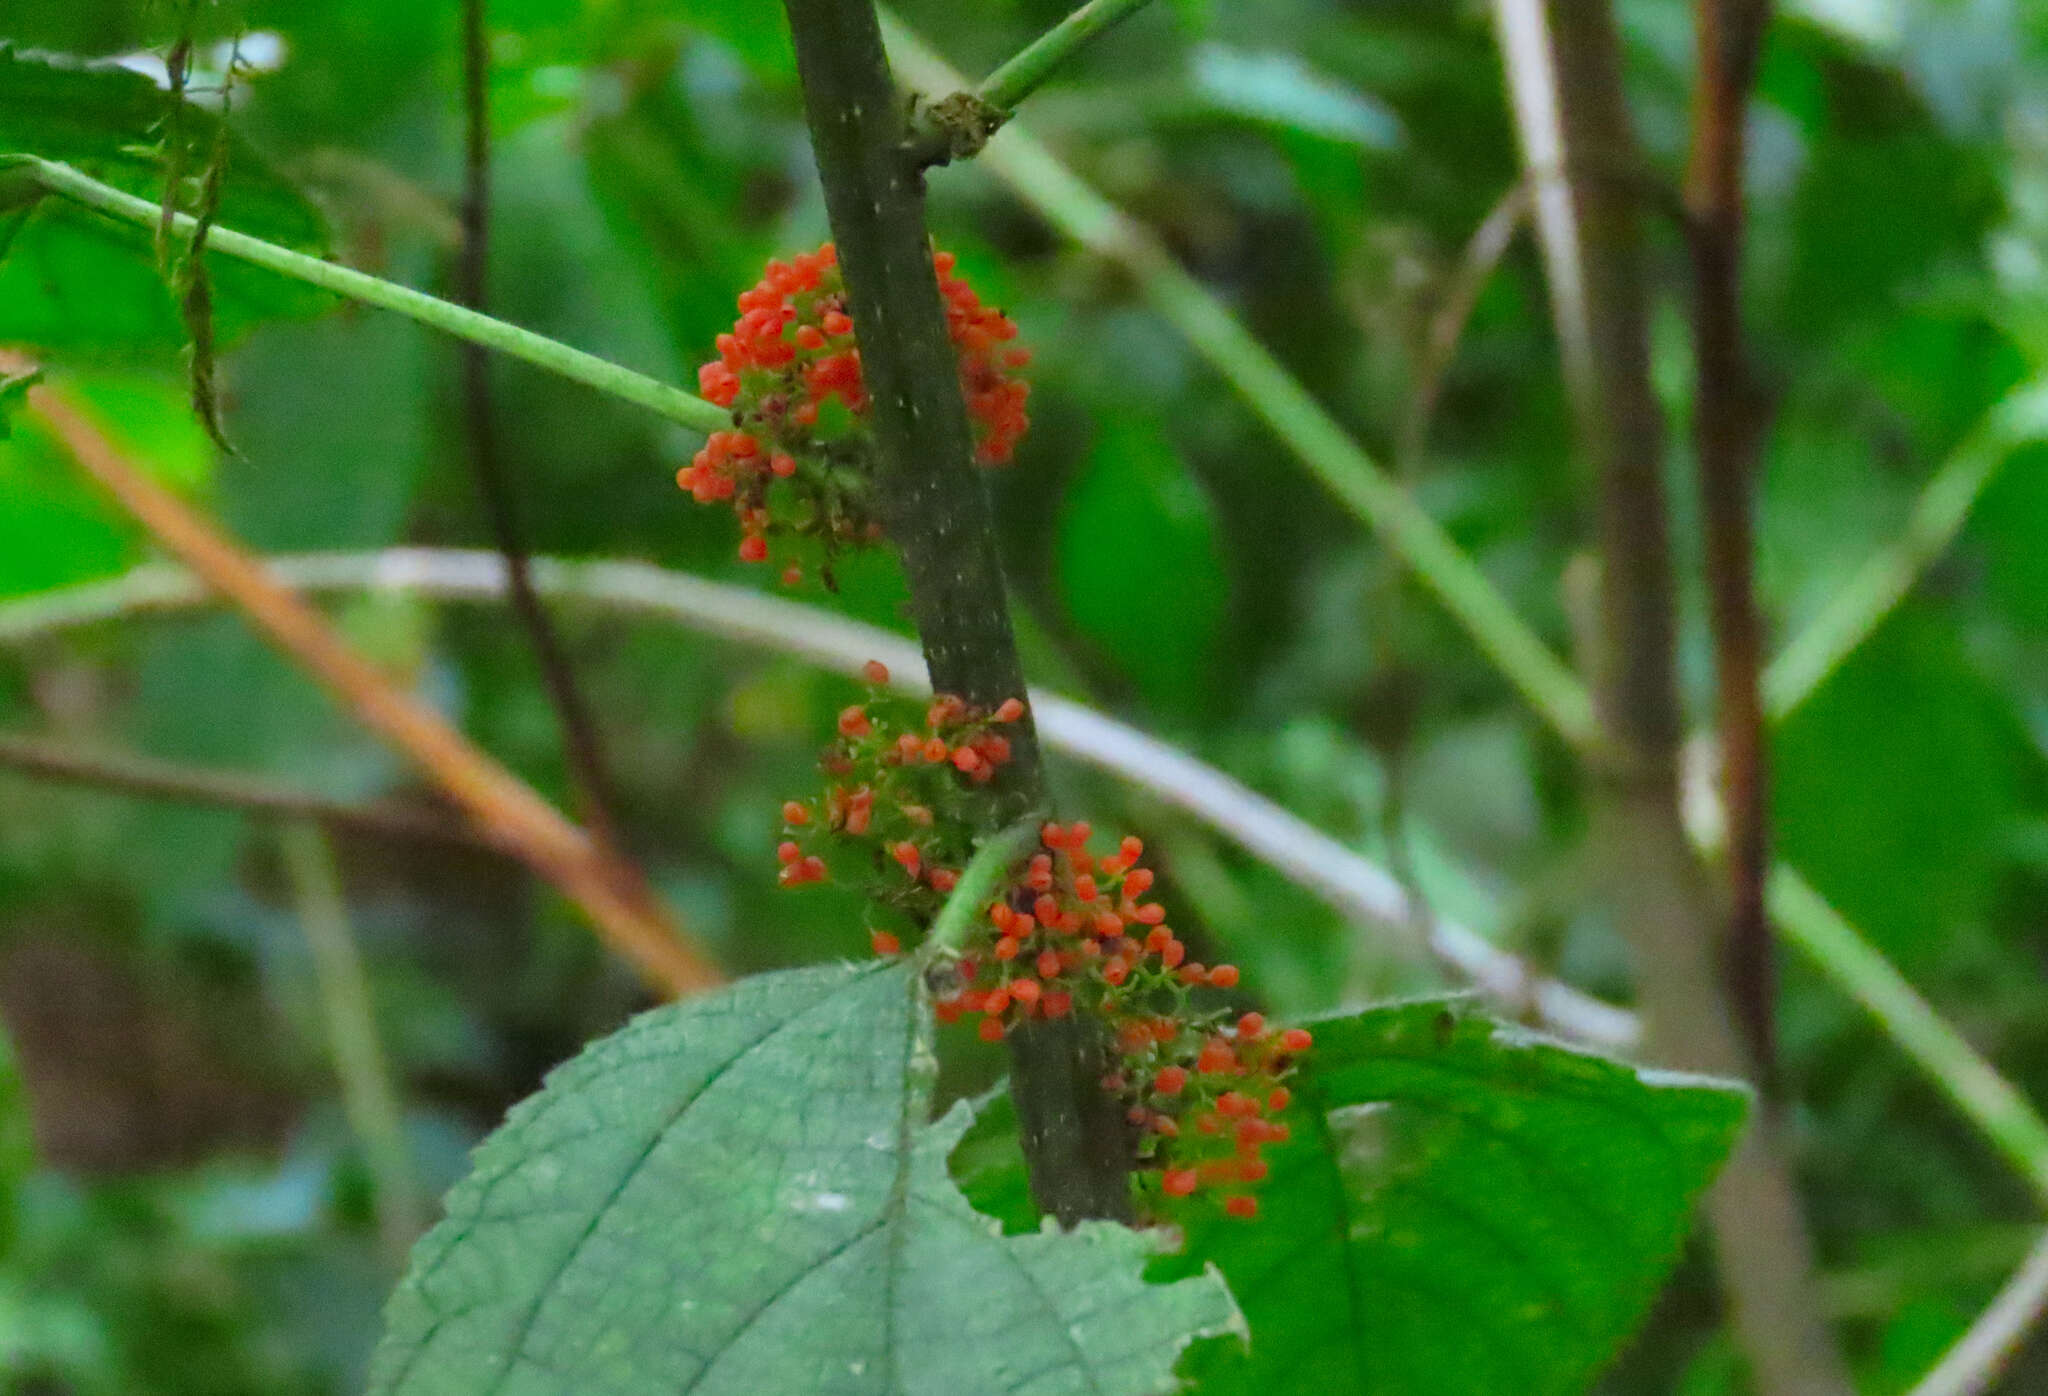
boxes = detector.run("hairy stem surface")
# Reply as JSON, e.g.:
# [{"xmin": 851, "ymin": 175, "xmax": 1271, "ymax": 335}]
[{"xmin": 781, "ymin": 0, "xmax": 1129, "ymax": 1224}]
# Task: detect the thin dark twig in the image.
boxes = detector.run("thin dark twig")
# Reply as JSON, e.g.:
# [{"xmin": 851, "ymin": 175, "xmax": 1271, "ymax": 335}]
[
  {"xmin": 455, "ymin": 0, "xmax": 625, "ymax": 852},
  {"xmin": 0, "ymin": 730, "xmax": 500, "ymax": 850},
  {"xmin": 1685, "ymin": 0, "xmax": 1776, "ymax": 1084},
  {"xmin": 1400, "ymin": 179, "xmax": 1532, "ymax": 469}
]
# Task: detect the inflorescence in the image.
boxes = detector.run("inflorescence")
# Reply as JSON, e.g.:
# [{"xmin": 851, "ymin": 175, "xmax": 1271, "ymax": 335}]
[
  {"xmin": 683, "ymin": 244, "xmax": 1031, "ymax": 585},
  {"xmin": 775, "ymin": 661, "xmax": 1312, "ymax": 1221}
]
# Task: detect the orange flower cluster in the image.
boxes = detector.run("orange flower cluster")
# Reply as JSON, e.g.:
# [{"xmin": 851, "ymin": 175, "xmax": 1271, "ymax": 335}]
[
  {"xmin": 934, "ymin": 821, "xmax": 1311, "ymax": 1219},
  {"xmin": 774, "ymin": 660, "xmax": 1026, "ymax": 948},
  {"xmin": 683, "ymin": 244, "xmax": 1031, "ymax": 584},
  {"xmin": 774, "ymin": 685, "xmax": 1316, "ymax": 1220},
  {"xmin": 1126, "ymin": 1014, "xmax": 1312, "ymax": 1219}
]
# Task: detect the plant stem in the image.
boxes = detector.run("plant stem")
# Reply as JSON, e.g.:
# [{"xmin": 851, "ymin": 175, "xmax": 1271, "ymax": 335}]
[
  {"xmin": 0, "ymin": 546, "xmax": 1640, "ymax": 1049},
  {"xmin": 1769, "ymin": 867, "xmax": 2048, "ymax": 1203},
  {"xmin": 278, "ymin": 821, "xmax": 426, "ymax": 1269},
  {"xmin": 20, "ymin": 374, "xmax": 720, "ymax": 998},
  {"xmin": 1685, "ymin": 0, "xmax": 1777, "ymax": 1078},
  {"xmin": 1906, "ymin": 1226, "xmax": 2048, "ymax": 1396},
  {"xmin": 1495, "ymin": 1, "xmax": 1849, "ymax": 1390},
  {"xmin": 977, "ymin": 0, "xmax": 1157, "ymax": 114},
  {"xmin": 879, "ymin": 15, "xmax": 1600, "ymax": 750},
  {"xmin": 0, "ymin": 730, "xmax": 495, "ymax": 849},
  {"xmin": 8, "ymin": 156, "xmax": 729, "ymax": 435},
  {"xmin": 780, "ymin": 0, "xmax": 1127, "ymax": 1224},
  {"xmin": 453, "ymin": 0, "xmax": 626, "ymax": 856}
]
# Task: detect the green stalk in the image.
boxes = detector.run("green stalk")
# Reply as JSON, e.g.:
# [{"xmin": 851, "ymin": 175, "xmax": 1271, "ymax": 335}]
[
  {"xmin": 10, "ymin": 156, "xmax": 728, "ymax": 436},
  {"xmin": 279, "ymin": 821, "xmax": 426, "ymax": 1268},
  {"xmin": 978, "ymin": 0, "xmax": 1157, "ymax": 113},
  {"xmin": 1769, "ymin": 866, "xmax": 2048, "ymax": 1206}
]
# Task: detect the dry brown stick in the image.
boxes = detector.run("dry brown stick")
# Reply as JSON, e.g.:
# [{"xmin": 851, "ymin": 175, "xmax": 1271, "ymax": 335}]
[
  {"xmin": 0, "ymin": 730, "xmax": 496, "ymax": 850},
  {"xmin": 19, "ymin": 368, "xmax": 721, "ymax": 999},
  {"xmin": 1494, "ymin": 2, "xmax": 1850, "ymax": 1392},
  {"xmin": 1685, "ymin": 0, "xmax": 1777, "ymax": 1082}
]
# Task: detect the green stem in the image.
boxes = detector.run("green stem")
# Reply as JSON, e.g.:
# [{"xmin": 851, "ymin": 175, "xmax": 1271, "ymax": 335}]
[
  {"xmin": 10, "ymin": 156, "xmax": 728, "ymax": 436},
  {"xmin": 1769, "ymin": 865, "xmax": 2048, "ymax": 1205},
  {"xmin": 278, "ymin": 821, "xmax": 426, "ymax": 1268},
  {"xmin": 978, "ymin": 0, "xmax": 1157, "ymax": 113},
  {"xmin": 879, "ymin": 16, "xmax": 1600, "ymax": 750},
  {"xmin": 782, "ymin": 0, "xmax": 1125, "ymax": 1226},
  {"xmin": 925, "ymin": 816, "xmax": 1043, "ymax": 959}
]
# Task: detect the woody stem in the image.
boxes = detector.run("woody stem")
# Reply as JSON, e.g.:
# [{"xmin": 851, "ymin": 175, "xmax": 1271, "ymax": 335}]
[{"xmin": 781, "ymin": 0, "xmax": 1132, "ymax": 1224}]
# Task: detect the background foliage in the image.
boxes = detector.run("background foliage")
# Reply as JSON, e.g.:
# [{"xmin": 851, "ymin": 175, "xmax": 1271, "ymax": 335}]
[{"xmin": 3, "ymin": 0, "xmax": 2048, "ymax": 1391}]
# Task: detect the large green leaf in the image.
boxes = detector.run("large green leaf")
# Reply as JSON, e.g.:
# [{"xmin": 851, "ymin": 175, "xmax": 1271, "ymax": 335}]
[
  {"xmin": 956, "ymin": 999, "xmax": 1747, "ymax": 1396},
  {"xmin": 0, "ymin": 46, "xmax": 329, "ymax": 357},
  {"xmin": 1173, "ymin": 1000, "xmax": 1747, "ymax": 1395},
  {"xmin": 1056, "ymin": 415, "xmax": 1231, "ymax": 722},
  {"xmin": 370, "ymin": 960, "xmax": 1238, "ymax": 1396}
]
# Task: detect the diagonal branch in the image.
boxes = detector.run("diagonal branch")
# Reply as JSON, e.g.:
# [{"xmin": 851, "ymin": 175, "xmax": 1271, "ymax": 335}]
[
  {"xmin": 21, "ymin": 543, "xmax": 2048, "ymax": 1233},
  {"xmin": 0, "ymin": 730, "xmax": 496, "ymax": 849},
  {"xmin": 0, "ymin": 546, "xmax": 1641, "ymax": 1049},
  {"xmin": 4, "ymin": 156, "xmax": 728, "ymax": 435},
  {"xmin": 15, "ymin": 366, "xmax": 719, "ymax": 999}
]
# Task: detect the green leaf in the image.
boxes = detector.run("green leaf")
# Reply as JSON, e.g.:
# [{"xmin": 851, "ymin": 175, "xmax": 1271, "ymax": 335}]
[
  {"xmin": 0, "ymin": 1024, "xmax": 29, "ymax": 1253},
  {"xmin": 1774, "ymin": 608, "xmax": 2035, "ymax": 966},
  {"xmin": 1056, "ymin": 416, "xmax": 1231, "ymax": 721},
  {"xmin": 1167, "ymin": 999, "xmax": 1748, "ymax": 1395},
  {"xmin": 0, "ymin": 46, "xmax": 329, "ymax": 358},
  {"xmin": 949, "ymin": 1001, "xmax": 1747, "ymax": 1394},
  {"xmin": 0, "ymin": 364, "xmax": 38, "ymax": 438},
  {"xmin": 370, "ymin": 960, "xmax": 1239, "ymax": 1396}
]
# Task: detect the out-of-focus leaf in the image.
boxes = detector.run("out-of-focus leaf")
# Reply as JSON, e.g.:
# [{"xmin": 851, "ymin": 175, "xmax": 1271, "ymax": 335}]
[
  {"xmin": 672, "ymin": 0, "xmax": 795, "ymax": 82},
  {"xmin": 370, "ymin": 960, "xmax": 1239, "ymax": 1396},
  {"xmin": 0, "ymin": 369, "xmax": 212, "ymax": 599},
  {"xmin": 0, "ymin": 365, "xmax": 37, "ymax": 439},
  {"xmin": 0, "ymin": 1026, "xmax": 29, "ymax": 1253},
  {"xmin": 1190, "ymin": 44, "xmax": 1402, "ymax": 150},
  {"xmin": 0, "ymin": 46, "xmax": 329, "ymax": 358},
  {"xmin": 1774, "ymin": 607, "xmax": 2035, "ymax": 964},
  {"xmin": 1056, "ymin": 415, "xmax": 1230, "ymax": 721}
]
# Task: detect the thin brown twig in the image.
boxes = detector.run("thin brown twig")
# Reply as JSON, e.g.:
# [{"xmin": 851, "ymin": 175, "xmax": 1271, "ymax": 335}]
[
  {"xmin": 454, "ymin": 0, "xmax": 627, "ymax": 853},
  {"xmin": 16, "ymin": 364, "xmax": 720, "ymax": 999},
  {"xmin": 0, "ymin": 730, "xmax": 498, "ymax": 850},
  {"xmin": 1685, "ymin": 0, "xmax": 1777, "ymax": 1082}
]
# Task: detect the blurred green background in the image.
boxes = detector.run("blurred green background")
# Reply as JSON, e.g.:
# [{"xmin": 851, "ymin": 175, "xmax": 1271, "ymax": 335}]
[{"xmin": 4, "ymin": 0, "xmax": 2048, "ymax": 1391}]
